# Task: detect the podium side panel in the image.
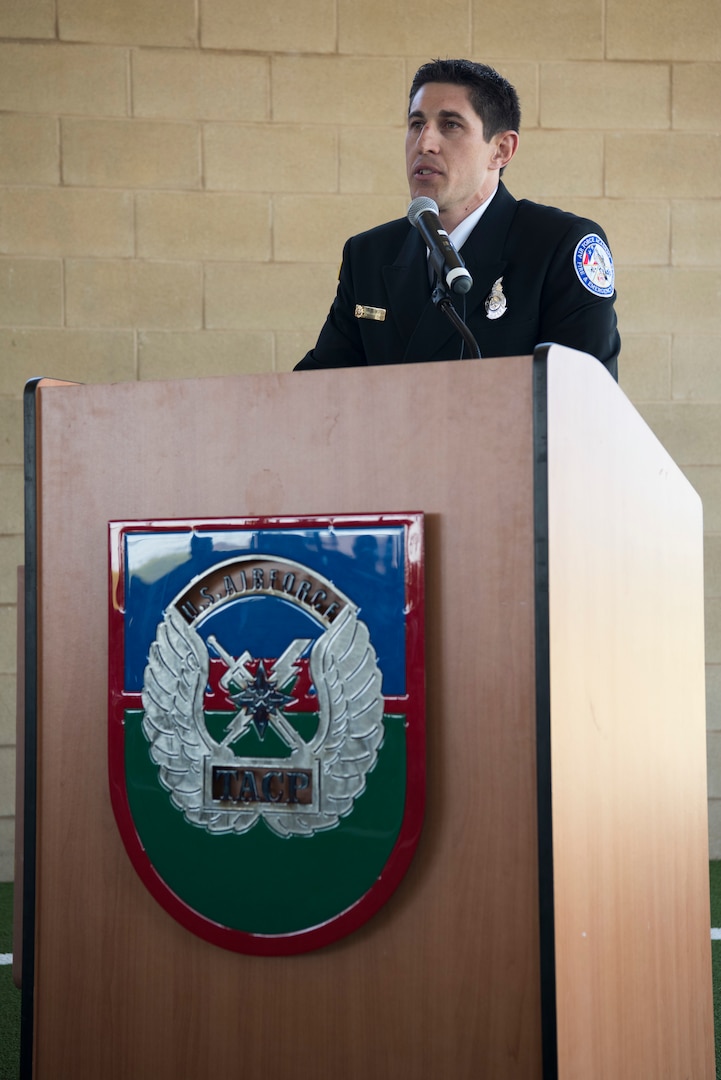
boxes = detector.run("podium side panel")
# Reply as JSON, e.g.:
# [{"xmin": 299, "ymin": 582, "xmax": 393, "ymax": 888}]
[
  {"xmin": 545, "ymin": 345, "xmax": 714, "ymax": 1078},
  {"xmin": 30, "ymin": 359, "xmax": 544, "ymax": 1079},
  {"xmin": 14, "ymin": 565, "xmax": 24, "ymax": 991}
]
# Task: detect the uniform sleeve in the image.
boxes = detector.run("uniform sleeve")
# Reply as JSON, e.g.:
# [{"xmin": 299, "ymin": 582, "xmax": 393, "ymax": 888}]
[
  {"xmin": 537, "ymin": 221, "xmax": 620, "ymax": 381},
  {"xmin": 294, "ymin": 238, "xmax": 369, "ymax": 371}
]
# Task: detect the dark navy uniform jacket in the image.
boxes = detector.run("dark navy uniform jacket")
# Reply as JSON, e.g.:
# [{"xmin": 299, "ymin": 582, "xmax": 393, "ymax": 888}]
[{"xmin": 295, "ymin": 181, "xmax": 620, "ymax": 380}]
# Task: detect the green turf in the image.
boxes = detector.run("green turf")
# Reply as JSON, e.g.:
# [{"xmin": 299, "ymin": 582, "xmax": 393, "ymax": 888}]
[
  {"xmin": 712, "ymin": 862, "xmax": 721, "ymax": 1077},
  {"xmin": 0, "ymin": 882, "xmax": 20, "ymax": 1080}
]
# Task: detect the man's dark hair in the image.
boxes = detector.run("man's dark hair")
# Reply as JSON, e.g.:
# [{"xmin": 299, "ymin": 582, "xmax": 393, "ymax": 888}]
[{"xmin": 409, "ymin": 58, "xmax": 521, "ymax": 139}]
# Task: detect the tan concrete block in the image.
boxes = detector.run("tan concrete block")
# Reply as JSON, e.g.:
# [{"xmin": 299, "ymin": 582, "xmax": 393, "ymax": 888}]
[
  {"xmin": 58, "ymin": 0, "xmax": 196, "ymax": 47},
  {"xmin": 273, "ymin": 194, "xmax": 408, "ymax": 263},
  {"xmin": 0, "ymin": 0, "xmax": 55, "ymax": 38},
  {"xmin": 708, "ymin": 814, "xmax": 721, "ymax": 859},
  {"xmin": 0, "ymin": 189, "xmax": 133, "ymax": 258},
  {"xmin": 0, "ymin": 468, "xmax": 23, "ymax": 533},
  {"xmin": 473, "ymin": 0, "xmax": 604, "ymax": 59},
  {"xmin": 0, "ymin": 259, "xmax": 62, "ymax": 327},
  {"xmin": 707, "ymin": 597, "xmax": 721, "ymax": 664},
  {"xmin": 272, "ymin": 57, "xmax": 406, "ymax": 126},
  {"xmin": 339, "ymin": 126, "xmax": 408, "ymax": 196},
  {"xmin": 617, "ymin": 334, "xmax": 671, "ymax": 403},
  {"xmin": 132, "ymin": 51, "xmax": 269, "ymax": 122},
  {"xmin": 495, "ymin": 62, "xmax": 539, "ymax": 129},
  {"xmin": 685, "ymin": 467, "xmax": 721, "ymax": 533},
  {"xmin": 672, "ymin": 201, "xmax": 721, "ymax": 266},
  {"xmin": 136, "ymin": 193, "xmax": 270, "ymax": 260},
  {"xmin": 0, "ymin": 820, "xmax": 13, "ymax": 882},
  {"xmin": 0, "ymin": 607, "xmax": 16, "ymax": 674},
  {"xmin": 62, "ymin": 119, "xmax": 200, "ymax": 190},
  {"xmin": 204, "ymin": 124, "xmax": 337, "ymax": 193},
  {"xmin": 205, "ymin": 262, "xmax": 340, "ymax": 333},
  {"xmin": 66, "ymin": 259, "xmax": 203, "ymax": 329},
  {"xmin": 0, "ymin": 43, "xmax": 127, "ymax": 116},
  {"xmin": 403, "ymin": 57, "xmax": 426, "ymax": 91},
  {"xmin": 708, "ymin": 666, "xmax": 721, "ymax": 731},
  {"xmin": 508, "ymin": 131, "xmax": 604, "ymax": 199},
  {"xmin": 669, "ymin": 271, "xmax": 721, "ymax": 335},
  {"xmin": 608, "ymin": 0, "xmax": 721, "ymax": 61},
  {"xmin": 0, "ymin": 116, "xmax": 59, "ymax": 185},
  {"xmin": 202, "ymin": 0, "xmax": 334, "ymax": 52},
  {"xmin": 673, "ymin": 63, "xmax": 721, "ymax": 131},
  {"xmin": 541, "ymin": 62, "xmax": 669, "ymax": 129},
  {"xmin": 0, "ymin": 403, "xmax": 23, "ymax": 466},
  {"xmin": 558, "ymin": 198, "xmax": 670, "ymax": 266},
  {"xmin": 0, "ymin": 747, "xmax": 14, "ymax": 814},
  {"xmin": 672, "ymin": 336, "xmax": 721, "ymax": 402},
  {"xmin": 606, "ymin": 133, "xmax": 721, "ymax": 198},
  {"xmin": 705, "ymin": 535, "xmax": 721, "ymax": 598},
  {"xmin": 617, "ymin": 265, "xmax": 721, "ymax": 337},
  {"xmin": 138, "ymin": 330, "xmax": 274, "ymax": 380},
  {"xmin": 0, "ymin": 329, "xmax": 136, "ymax": 395},
  {"xmin": 637, "ymin": 403, "xmax": 721, "ymax": 466},
  {"xmin": 707, "ymin": 731, "xmax": 721, "ymax": 797},
  {"xmin": 275, "ymin": 330, "xmax": 321, "ymax": 373},
  {"xmin": 0, "ymin": 675, "xmax": 17, "ymax": 747},
  {"xmin": 0, "ymin": 537, "xmax": 24, "ymax": 606},
  {"xmin": 338, "ymin": 0, "xmax": 469, "ymax": 56},
  {"xmin": 0, "ymin": 818, "xmax": 14, "ymax": 883},
  {"xmin": 615, "ymin": 267, "xmax": 671, "ymax": 334}
]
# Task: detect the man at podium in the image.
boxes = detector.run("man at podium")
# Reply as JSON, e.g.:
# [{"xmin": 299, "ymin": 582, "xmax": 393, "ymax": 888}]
[{"xmin": 295, "ymin": 58, "xmax": 620, "ymax": 379}]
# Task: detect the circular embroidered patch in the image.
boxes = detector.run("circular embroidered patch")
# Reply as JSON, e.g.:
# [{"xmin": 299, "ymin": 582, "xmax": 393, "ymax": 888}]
[{"xmin": 574, "ymin": 233, "xmax": 615, "ymax": 297}]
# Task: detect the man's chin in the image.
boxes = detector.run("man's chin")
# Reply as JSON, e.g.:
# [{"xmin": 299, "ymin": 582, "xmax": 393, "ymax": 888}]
[{"xmin": 408, "ymin": 183, "xmax": 443, "ymax": 205}]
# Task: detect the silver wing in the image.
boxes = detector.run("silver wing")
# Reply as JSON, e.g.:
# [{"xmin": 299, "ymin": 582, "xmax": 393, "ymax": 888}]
[
  {"xmin": 141, "ymin": 606, "xmax": 259, "ymax": 833},
  {"xmin": 268, "ymin": 606, "xmax": 384, "ymax": 837}
]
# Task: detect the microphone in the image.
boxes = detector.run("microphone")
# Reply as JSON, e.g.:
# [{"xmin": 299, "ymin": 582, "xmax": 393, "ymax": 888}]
[{"xmin": 407, "ymin": 197, "xmax": 473, "ymax": 295}]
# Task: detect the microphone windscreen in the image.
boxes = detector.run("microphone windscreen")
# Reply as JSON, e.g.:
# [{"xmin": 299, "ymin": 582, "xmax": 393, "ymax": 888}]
[{"xmin": 407, "ymin": 196, "xmax": 439, "ymax": 227}]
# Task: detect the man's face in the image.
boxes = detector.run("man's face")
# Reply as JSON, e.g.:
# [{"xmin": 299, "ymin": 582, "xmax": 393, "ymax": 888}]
[{"xmin": 406, "ymin": 82, "xmax": 506, "ymax": 232}]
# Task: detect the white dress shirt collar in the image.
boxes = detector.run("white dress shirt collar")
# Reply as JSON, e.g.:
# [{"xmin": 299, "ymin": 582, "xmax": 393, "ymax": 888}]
[{"xmin": 448, "ymin": 186, "xmax": 498, "ymax": 250}]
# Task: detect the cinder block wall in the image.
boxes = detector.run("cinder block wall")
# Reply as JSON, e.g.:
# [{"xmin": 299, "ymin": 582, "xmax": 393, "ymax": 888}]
[{"xmin": 1, "ymin": 0, "xmax": 720, "ymax": 876}]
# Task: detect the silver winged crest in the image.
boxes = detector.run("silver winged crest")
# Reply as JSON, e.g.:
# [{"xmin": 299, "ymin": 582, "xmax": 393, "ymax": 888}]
[{"xmin": 141, "ymin": 604, "xmax": 384, "ymax": 837}]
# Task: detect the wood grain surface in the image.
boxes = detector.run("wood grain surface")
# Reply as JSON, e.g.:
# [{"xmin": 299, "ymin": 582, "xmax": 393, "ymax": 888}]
[
  {"xmin": 31, "ymin": 358, "xmax": 542, "ymax": 1079},
  {"xmin": 546, "ymin": 345, "xmax": 714, "ymax": 1079}
]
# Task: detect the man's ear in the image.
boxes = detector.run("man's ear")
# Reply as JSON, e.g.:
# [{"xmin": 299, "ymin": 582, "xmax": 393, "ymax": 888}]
[{"xmin": 491, "ymin": 130, "xmax": 519, "ymax": 171}]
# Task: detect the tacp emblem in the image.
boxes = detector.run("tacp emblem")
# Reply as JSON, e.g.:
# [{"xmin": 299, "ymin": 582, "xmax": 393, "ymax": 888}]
[
  {"xmin": 109, "ymin": 516, "xmax": 425, "ymax": 955},
  {"xmin": 142, "ymin": 578, "xmax": 384, "ymax": 838}
]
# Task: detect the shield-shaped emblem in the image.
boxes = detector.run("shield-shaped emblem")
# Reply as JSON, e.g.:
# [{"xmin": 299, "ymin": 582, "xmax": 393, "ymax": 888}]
[{"xmin": 109, "ymin": 515, "xmax": 424, "ymax": 955}]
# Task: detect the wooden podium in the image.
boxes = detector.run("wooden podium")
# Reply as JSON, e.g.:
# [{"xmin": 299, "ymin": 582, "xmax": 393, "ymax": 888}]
[{"xmin": 18, "ymin": 345, "xmax": 714, "ymax": 1078}]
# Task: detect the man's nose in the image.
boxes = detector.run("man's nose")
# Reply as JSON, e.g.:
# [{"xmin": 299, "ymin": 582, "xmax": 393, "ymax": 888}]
[{"xmin": 416, "ymin": 123, "xmax": 440, "ymax": 152}]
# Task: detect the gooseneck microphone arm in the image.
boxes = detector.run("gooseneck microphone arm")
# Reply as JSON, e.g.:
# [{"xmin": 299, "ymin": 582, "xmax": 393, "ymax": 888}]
[{"xmin": 431, "ymin": 280, "xmax": 482, "ymax": 360}]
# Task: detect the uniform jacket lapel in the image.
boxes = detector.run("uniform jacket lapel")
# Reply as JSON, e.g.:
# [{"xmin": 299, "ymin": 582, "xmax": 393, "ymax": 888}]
[{"xmin": 381, "ymin": 228, "xmax": 430, "ymax": 358}]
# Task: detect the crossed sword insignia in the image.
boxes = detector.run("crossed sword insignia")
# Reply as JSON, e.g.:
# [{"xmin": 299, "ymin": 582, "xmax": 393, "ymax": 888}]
[{"xmin": 206, "ymin": 635, "xmax": 311, "ymax": 751}]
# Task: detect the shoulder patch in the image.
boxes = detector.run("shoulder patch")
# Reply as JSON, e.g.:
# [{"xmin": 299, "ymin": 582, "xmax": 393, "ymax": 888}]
[{"xmin": 574, "ymin": 233, "xmax": 615, "ymax": 297}]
